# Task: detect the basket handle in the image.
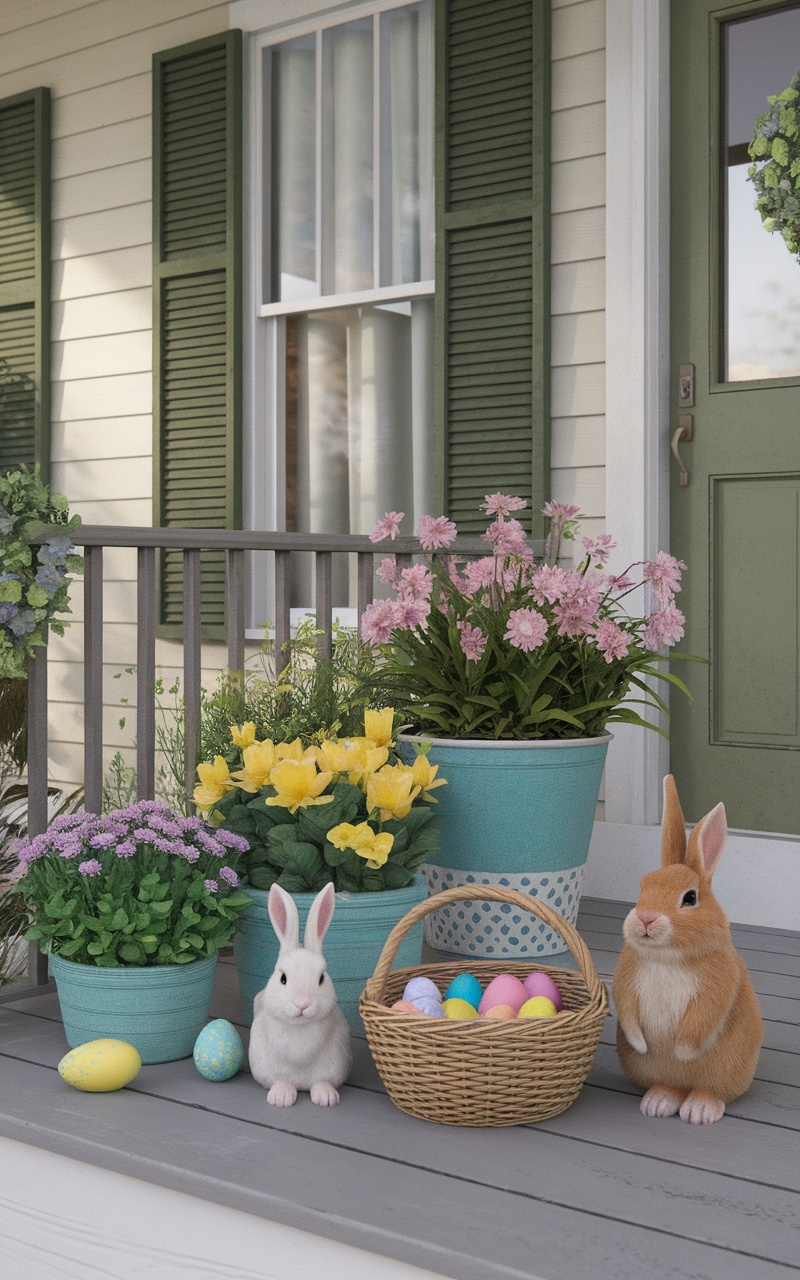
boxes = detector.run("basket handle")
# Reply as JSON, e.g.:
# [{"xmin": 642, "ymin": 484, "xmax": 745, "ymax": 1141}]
[{"xmin": 365, "ymin": 885, "xmax": 602, "ymax": 1004}]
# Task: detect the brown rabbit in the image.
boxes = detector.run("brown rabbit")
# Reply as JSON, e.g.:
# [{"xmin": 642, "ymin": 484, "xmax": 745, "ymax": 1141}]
[{"xmin": 613, "ymin": 775, "xmax": 763, "ymax": 1124}]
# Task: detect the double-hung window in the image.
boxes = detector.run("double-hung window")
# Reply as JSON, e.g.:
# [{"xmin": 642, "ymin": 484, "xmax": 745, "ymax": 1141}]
[{"xmin": 248, "ymin": 0, "xmax": 434, "ymax": 611}]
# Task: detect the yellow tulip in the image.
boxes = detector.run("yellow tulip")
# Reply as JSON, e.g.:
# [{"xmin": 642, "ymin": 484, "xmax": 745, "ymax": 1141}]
[
  {"xmin": 230, "ymin": 721, "xmax": 257, "ymax": 749},
  {"xmin": 276, "ymin": 737, "xmax": 316, "ymax": 763},
  {"xmin": 365, "ymin": 764, "xmax": 420, "ymax": 821},
  {"xmin": 325, "ymin": 821, "xmax": 394, "ymax": 870},
  {"xmin": 315, "ymin": 737, "xmax": 369, "ymax": 777},
  {"xmin": 364, "ymin": 707, "xmax": 395, "ymax": 748},
  {"xmin": 410, "ymin": 754, "xmax": 448, "ymax": 802},
  {"xmin": 231, "ymin": 739, "xmax": 277, "ymax": 793},
  {"xmin": 193, "ymin": 756, "xmax": 233, "ymax": 811},
  {"xmin": 265, "ymin": 759, "xmax": 334, "ymax": 813}
]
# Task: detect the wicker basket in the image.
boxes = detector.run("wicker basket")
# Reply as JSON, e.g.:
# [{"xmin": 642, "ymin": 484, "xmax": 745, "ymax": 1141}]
[{"xmin": 360, "ymin": 886, "xmax": 609, "ymax": 1127}]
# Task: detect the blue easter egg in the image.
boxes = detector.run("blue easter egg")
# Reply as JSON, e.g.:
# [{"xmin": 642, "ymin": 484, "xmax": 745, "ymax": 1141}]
[
  {"xmin": 193, "ymin": 1019, "xmax": 244, "ymax": 1082},
  {"xmin": 444, "ymin": 973, "xmax": 482, "ymax": 1009},
  {"xmin": 403, "ymin": 976, "xmax": 442, "ymax": 1004}
]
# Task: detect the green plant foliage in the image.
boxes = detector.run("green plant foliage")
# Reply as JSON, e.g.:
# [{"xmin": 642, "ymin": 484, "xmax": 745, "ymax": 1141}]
[
  {"xmin": 0, "ymin": 465, "xmax": 83, "ymax": 678},
  {"xmin": 748, "ymin": 74, "xmax": 800, "ymax": 257}
]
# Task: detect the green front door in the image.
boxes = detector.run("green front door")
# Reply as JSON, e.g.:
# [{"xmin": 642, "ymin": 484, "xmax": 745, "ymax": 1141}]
[{"xmin": 671, "ymin": 0, "xmax": 800, "ymax": 833}]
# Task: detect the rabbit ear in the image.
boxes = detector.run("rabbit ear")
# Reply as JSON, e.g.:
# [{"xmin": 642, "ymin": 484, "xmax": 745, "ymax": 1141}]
[
  {"xmin": 661, "ymin": 774, "xmax": 687, "ymax": 867},
  {"xmin": 268, "ymin": 883, "xmax": 300, "ymax": 952},
  {"xmin": 686, "ymin": 802, "xmax": 727, "ymax": 880},
  {"xmin": 304, "ymin": 882, "xmax": 336, "ymax": 954}
]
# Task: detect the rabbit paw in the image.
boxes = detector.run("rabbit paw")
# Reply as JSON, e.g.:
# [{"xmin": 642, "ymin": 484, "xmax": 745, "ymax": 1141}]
[
  {"xmin": 680, "ymin": 1092, "xmax": 725, "ymax": 1125},
  {"xmin": 310, "ymin": 1081, "xmax": 341, "ymax": 1107},
  {"xmin": 640, "ymin": 1086, "xmax": 685, "ymax": 1118},
  {"xmin": 267, "ymin": 1080, "xmax": 298, "ymax": 1107}
]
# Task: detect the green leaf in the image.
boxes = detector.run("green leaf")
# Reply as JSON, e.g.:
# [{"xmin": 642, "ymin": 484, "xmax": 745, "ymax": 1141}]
[{"xmin": 772, "ymin": 135, "xmax": 790, "ymax": 166}]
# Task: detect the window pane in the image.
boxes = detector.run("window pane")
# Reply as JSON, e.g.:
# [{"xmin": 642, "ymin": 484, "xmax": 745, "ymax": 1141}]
[
  {"xmin": 321, "ymin": 19, "xmax": 374, "ymax": 294},
  {"xmin": 268, "ymin": 35, "xmax": 316, "ymax": 303},
  {"xmin": 724, "ymin": 8, "xmax": 800, "ymax": 381},
  {"xmin": 381, "ymin": 0, "xmax": 434, "ymax": 285}
]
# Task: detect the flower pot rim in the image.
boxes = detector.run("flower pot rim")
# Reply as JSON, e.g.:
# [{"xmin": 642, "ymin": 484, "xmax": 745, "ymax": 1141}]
[
  {"xmin": 397, "ymin": 732, "xmax": 614, "ymax": 749},
  {"xmin": 49, "ymin": 952, "xmax": 218, "ymax": 973},
  {"xmin": 240, "ymin": 872, "xmax": 427, "ymax": 903}
]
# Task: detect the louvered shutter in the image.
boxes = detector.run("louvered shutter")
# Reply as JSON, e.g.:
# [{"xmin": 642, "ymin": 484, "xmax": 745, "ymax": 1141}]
[
  {"xmin": 437, "ymin": 0, "xmax": 550, "ymax": 534},
  {"xmin": 153, "ymin": 32, "xmax": 242, "ymax": 635},
  {"xmin": 0, "ymin": 89, "xmax": 50, "ymax": 479}
]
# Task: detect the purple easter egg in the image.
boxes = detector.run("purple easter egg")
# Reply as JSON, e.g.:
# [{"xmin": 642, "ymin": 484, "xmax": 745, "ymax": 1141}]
[
  {"xmin": 403, "ymin": 976, "xmax": 442, "ymax": 1004},
  {"xmin": 409, "ymin": 995, "xmax": 444, "ymax": 1017},
  {"xmin": 523, "ymin": 971, "xmax": 563, "ymax": 1012}
]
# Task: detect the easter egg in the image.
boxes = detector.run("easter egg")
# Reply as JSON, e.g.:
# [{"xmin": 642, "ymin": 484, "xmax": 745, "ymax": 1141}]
[
  {"xmin": 403, "ymin": 976, "xmax": 442, "ymax": 1004},
  {"xmin": 518, "ymin": 996, "xmax": 558, "ymax": 1019},
  {"xmin": 391, "ymin": 1000, "xmax": 420, "ymax": 1013},
  {"xmin": 193, "ymin": 1019, "xmax": 244, "ymax": 1081},
  {"xmin": 409, "ymin": 995, "xmax": 445, "ymax": 1017},
  {"xmin": 58, "ymin": 1039, "xmax": 141, "ymax": 1092},
  {"xmin": 477, "ymin": 973, "xmax": 528, "ymax": 1015},
  {"xmin": 444, "ymin": 973, "xmax": 483, "ymax": 1009},
  {"xmin": 442, "ymin": 997, "xmax": 478, "ymax": 1020},
  {"xmin": 523, "ymin": 970, "xmax": 564, "ymax": 1011},
  {"xmin": 482, "ymin": 1003, "xmax": 517, "ymax": 1020}
]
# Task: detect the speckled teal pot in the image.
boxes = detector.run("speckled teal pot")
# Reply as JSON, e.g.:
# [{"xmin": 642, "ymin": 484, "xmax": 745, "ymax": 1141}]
[
  {"xmin": 50, "ymin": 953, "xmax": 218, "ymax": 1064},
  {"xmin": 398, "ymin": 735, "xmax": 612, "ymax": 960},
  {"xmin": 233, "ymin": 875, "xmax": 427, "ymax": 1035}
]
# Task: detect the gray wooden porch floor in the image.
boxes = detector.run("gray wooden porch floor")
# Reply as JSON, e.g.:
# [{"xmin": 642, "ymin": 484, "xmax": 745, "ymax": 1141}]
[{"xmin": 0, "ymin": 897, "xmax": 798, "ymax": 1280}]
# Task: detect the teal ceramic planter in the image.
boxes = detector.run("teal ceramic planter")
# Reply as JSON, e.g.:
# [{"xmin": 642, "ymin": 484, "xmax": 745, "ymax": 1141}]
[
  {"xmin": 50, "ymin": 953, "xmax": 218, "ymax": 1064},
  {"xmin": 398, "ymin": 735, "xmax": 612, "ymax": 960},
  {"xmin": 233, "ymin": 875, "xmax": 427, "ymax": 1035}
]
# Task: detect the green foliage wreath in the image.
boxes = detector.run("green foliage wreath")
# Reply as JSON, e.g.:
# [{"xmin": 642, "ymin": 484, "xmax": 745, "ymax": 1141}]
[{"xmin": 748, "ymin": 73, "xmax": 800, "ymax": 258}]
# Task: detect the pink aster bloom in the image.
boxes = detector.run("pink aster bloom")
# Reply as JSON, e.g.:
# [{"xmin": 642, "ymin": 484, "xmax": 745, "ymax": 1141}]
[
  {"xmin": 594, "ymin": 619, "xmax": 631, "ymax": 663},
  {"xmin": 462, "ymin": 557, "xmax": 497, "ymax": 596},
  {"xmin": 398, "ymin": 564, "xmax": 434, "ymax": 598},
  {"xmin": 361, "ymin": 597, "xmax": 400, "ymax": 645},
  {"xmin": 530, "ymin": 564, "xmax": 568, "ymax": 605},
  {"xmin": 541, "ymin": 501, "xmax": 582, "ymax": 521},
  {"xmin": 504, "ymin": 606, "xmax": 549, "ymax": 652},
  {"xmin": 369, "ymin": 511, "xmax": 405, "ymax": 543},
  {"xmin": 643, "ymin": 601, "xmax": 685, "ymax": 650},
  {"xmin": 418, "ymin": 514, "xmax": 457, "ymax": 550},
  {"xmin": 605, "ymin": 571, "xmax": 635, "ymax": 594},
  {"xmin": 394, "ymin": 592, "xmax": 431, "ymax": 629},
  {"xmin": 377, "ymin": 557, "xmax": 398, "ymax": 586},
  {"xmin": 204, "ymin": 879, "xmax": 219, "ymax": 893},
  {"xmin": 643, "ymin": 551, "xmax": 686, "ymax": 603},
  {"xmin": 78, "ymin": 859, "xmax": 103, "ymax": 877},
  {"xmin": 551, "ymin": 573, "xmax": 601, "ymax": 638},
  {"xmin": 458, "ymin": 620, "xmax": 487, "ymax": 662},
  {"xmin": 582, "ymin": 533, "xmax": 616, "ymax": 567},
  {"xmin": 482, "ymin": 492, "xmax": 528, "ymax": 518},
  {"xmin": 482, "ymin": 516, "xmax": 527, "ymax": 556},
  {"xmin": 219, "ymin": 866, "xmax": 239, "ymax": 886}
]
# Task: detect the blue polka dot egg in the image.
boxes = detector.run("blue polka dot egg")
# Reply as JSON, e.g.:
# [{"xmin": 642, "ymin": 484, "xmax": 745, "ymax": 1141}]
[{"xmin": 193, "ymin": 1019, "xmax": 243, "ymax": 1082}]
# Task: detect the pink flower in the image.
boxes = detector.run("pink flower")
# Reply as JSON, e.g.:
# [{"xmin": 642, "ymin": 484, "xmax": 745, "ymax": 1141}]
[
  {"xmin": 541, "ymin": 501, "xmax": 582, "ymax": 521},
  {"xmin": 594, "ymin": 619, "xmax": 631, "ymax": 663},
  {"xmin": 482, "ymin": 516, "xmax": 527, "ymax": 556},
  {"xmin": 398, "ymin": 564, "xmax": 434, "ymax": 598},
  {"xmin": 361, "ymin": 598, "xmax": 399, "ymax": 645},
  {"xmin": 462, "ymin": 557, "xmax": 497, "ymax": 596},
  {"xmin": 504, "ymin": 607, "xmax": 549, "ymax": 652},
  {"xmin": 530, "ymin": 564, "xmax": 568, "ymax": 605},
  {"xmin": 377, "ymin": 557, "xmax": 397, "ymax": 585},
  {"xmin": 643, "ymin": 551, "xmax": 686, "ymax": 603},
  {"xmin": 204, "ymin": 879, "xmax": 219, "ymax": 893},
  {"xmin": 458, "ymin": 620, "xmax": 487, "ymax": 662},
  {"xmin": 219, "ymin": 866, "xmax": 239, "ymax": 886},
  {"xmin": 482, "ymin": 492, "xmax": 528, "ymax": 518},
  {"xmin": 369, "ymin": 511, "xmax": 404, "ymax": 543},
  {"xmin": 394, "ymin": 593, "xmax": 431, "ymax": 629},
  {"xmin": 78, "ymin": 859, "xmax": 103, "ymax": 877},
  {"xmin": 551, "ymin": 573, "xmax": 601, "ymax": 638},
  {"xmin": 605, "ymin": 572, "xmax": 635, "ymax": 594},
  {"xmin": 418, "ymin": 514, "xmax": 457, "ymax": 550},
  {"xmin": 582, "ymin": 534, "xmax": 616, "ymax": 567},
  {"xmin": 643, "ymin": 601, "xmax": 685, "ymax": 650}
]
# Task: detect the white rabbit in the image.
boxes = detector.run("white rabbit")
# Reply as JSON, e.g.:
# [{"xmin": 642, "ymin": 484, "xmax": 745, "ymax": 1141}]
[{"xmin": 248, "ymin": 882, "xmax": 352, "ymax": 1107}]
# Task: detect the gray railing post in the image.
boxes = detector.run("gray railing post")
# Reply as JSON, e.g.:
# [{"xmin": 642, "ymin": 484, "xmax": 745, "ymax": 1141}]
[
  {"xmin": 136, "ymin": 546, "xmax": 157, "ymax": 801},
  {"xmin": 183, "ymin": 549, "xmax": 202, "ymax": 811},
  {"xmin": 226, "ymin": 548, "xmax": 245, "ymax": 678},
  {"xmin": 26, "ymin": 641, "xmax": 50, "ymax": 985},
  {"xmin": 274, "ymin": 549, "xmax": 290, "ymax": 676},
  {"xmin": 357, "ymin": 552, "xmax": 374, "ymax": 639},
  {"xmin": 83, "ymin": 544, "xmax": 104, "ymax": 813},
  {"xmin": 315, "ymin": 551, "xmax": 333, "ymax": 661}
]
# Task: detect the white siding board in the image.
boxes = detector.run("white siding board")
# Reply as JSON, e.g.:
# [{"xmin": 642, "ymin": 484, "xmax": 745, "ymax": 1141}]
[
  {"xmin": 0, "ymin": 0, "xmax": 93, "ymax": 38},
  {"xmin": 50, "ymin": 456, "xmax": 152, "ymax": 503},
  {"xmin": 53, "ymin": 372, "xmax": 152, "ymax": 422},
  {"xmin": 52, "ymin": 75, "xmax": 151, "ymax": 139},
  {"xmin": 552, "ymin": 102, "xmax": 606, "ymax": 162},
  {"xmin": 552, "ymin": 154, "xmax": 605, "ymax": 214},
  {"xmin": 552, "ymin": 0, "xmax": 605, "ymax": 60},
  {"xmin": 53, "ymin": 332, "xmax": 152, "ymax": 382},
  {"xmin": 51, "ymin": 497, "xmax": 153, "ymax": 527},
  {"xmin": 551, "ymin": 467, "xmax": 605, "ymax": 518},
  {"xmin": 52, "ymin": 418, "xmax": 152, "ymax": 462},
  {"xmin": 552, "ymin": 48, "xmax": 604, "ymax": 111},
  {"xmin": 552, "ymin": 258, "xmax": 605, "ymax": 315},
  {"xmin": 53, "ymin": 117, "xmax": 151, "ymax": 180},
  {"xmin": 52, "ymin": 288, "xmax": 151, "ymax": 340},
  {"xmin": 552, "ymin": 207, "xmax": 605, "ymax": 263},
  {"xmin": 53, "ymin": 203, "xmax": 151, "ymax": 259},
  {"xmin": 53, "ymin": 160, "xmax": 152, "ymax": 220},
  {"xmin": 551, "ymin": 416, "xmax": 605, "ymax": 468},
  {"xmin": 53, "ymin": 246, "xmax": 152, "ymax": 300},
  {"xmin": 552, "ymin": 311, "xmax": 604, "ymax": 366},
  {"xmin": 552, "ymin": 363, "xmax": 605, "ymax": 418}
]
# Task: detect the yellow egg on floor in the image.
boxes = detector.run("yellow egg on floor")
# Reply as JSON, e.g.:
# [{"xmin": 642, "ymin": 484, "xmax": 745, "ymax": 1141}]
[
  {"xmin": 442, "ymin": 997, "xmax": 478, "ymax": 1020},
  {"xmin": 518, "ymin": 996, "xmax": 558, "ymax": 1019},
  {"xmin": 58, "ymin": 1039, "xmax": 142, "ymax": 1092}
]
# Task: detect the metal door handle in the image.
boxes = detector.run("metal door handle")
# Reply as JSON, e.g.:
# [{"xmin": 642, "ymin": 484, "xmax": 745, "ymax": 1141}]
[{"xmin": 671, "ymin": 414, "xmax": 693, "ymax": 487}]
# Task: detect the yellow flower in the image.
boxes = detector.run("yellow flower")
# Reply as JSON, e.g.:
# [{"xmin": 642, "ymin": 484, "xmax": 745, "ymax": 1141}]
[
  {"xmin": 315, "ymin": 737, "xmax": 369, "ymax": 778},
  {"xmin": 276, "ymin": 737, "xmax": 316, "ymax": 763},
  {"xmin": 325, "ymin": 821, "xmax": 394, "ymax": 870},
  {"xmin": 230, "ymin": 721, "xmax": 257, "ymax": 749},
  {"xmin": 410, "ymin": 754, "xmax": 448, "ymax": 803},
  {"xmin": 327, "ymin": 822, "xmax": 358, "ymax": 850},
  {"xmin": 193, "ymin": 756, "xmax": 233, "ymax": 811},
  {"xmin": 231, "ymin": 739, "xmax": 277, "ymax": 793},
  {"xmin": 265, "ymin": 759, "xmax": 334, "ymax": 814},
  {"xmin": 355, "ymin": 830, "xmax": 394, "ymax": 870},
  {"xmin": 364, "ymin": 707, "xmax": 395, "ymax": 748},
  {"xmin": 365, "ymin": 764, "xmax": 420, "ymax": 821}
]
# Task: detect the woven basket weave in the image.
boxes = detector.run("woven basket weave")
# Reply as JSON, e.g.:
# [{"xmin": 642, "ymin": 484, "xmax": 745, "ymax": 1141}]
[{"xmin": 360, "ymin": 886, "xmax": 608, "ymax": 1127}]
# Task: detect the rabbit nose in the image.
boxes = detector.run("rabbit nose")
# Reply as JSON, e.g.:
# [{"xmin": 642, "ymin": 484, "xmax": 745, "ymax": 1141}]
[
  {"xmin": 637, "ymin": 911, "xmax": 659, "ymax": 928},
  {"xmin": 294, "ymin": 998, "xmax": 312, "ymax": 1012}
]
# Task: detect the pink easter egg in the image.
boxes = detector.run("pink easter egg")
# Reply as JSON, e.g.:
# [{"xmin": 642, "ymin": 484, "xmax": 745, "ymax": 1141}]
[
  {"xmin": 391, "ymin": 1000, "xmax": 421, "ymax": 1013},
  {"xmin": 482, "ymin": 1003, "xmax": 517, "ymax": 1020},
  {"xmin": 523, "ymin": 971, "xmax": 564, "ymax": 1012},
  {"xmin": 477, "ymin": 973, "xmax": 528, "ymax": 1015}
]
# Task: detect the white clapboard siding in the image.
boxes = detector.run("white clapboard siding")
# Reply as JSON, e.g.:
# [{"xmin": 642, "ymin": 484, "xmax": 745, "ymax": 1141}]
[
  {"xmin": 552, "ymin": 311, "xmax": 604, "ymax": 366},
  {"xmin": 551, "ymin": 0, "xmax": 605, "ymax": 59},
  {"xmin": 52, "ymin": 288, "xmax": 151, "ymax": 340},
  {"xmin": 552, "ymin": 364, "xmax": 605, "ymax": 419},
  {"xmin": 52, "ymin": 372, "xmax": 152, "ymax": 422},
  {"xmin": 50, "ymin": 456, "xmax": 152, "ymax": 504},
  {"xmin": 51, "ymin": 417, "xmax": 153, "ymax": 462},
  {"xmin": 552, "ymin": 206, "xmax": 605, "ymax": 264},
  {"xmin": 552, "ymin": 48, "xmax": 604, "ymax": 111},
  {"xmin": 551, "ymin": 467, "xmax": 605, "ymax": 518},
  {"xmin": 552, "ymin": 101, "xmax": 606, "ymax": 163},
  {"xmin": 52, "ymin": 75, "xmax": 152, "ymax": 138},
  {"xmin": 552, "ymin": 154, "xmax": 605, "ymax": 215},
  {"xmin": 53, "ymin": 117, "xmax": 151, "ymax": 180},
  {"xmin": 0, "ymin": 0, "xmax": 99, "ymax": 38},
  {"xmin": 53, "ymin": 160, "xmax": 152, "ymax": 220},
  {"xmin": 552, "ymin": 258, "xmax": 605, "ymax": 315},
  {"xmin": 551, "ymin": 415, "xmax": 605, "ymax": 468},
  {"xmin": 53, "ymin": 331, "xmax": 152, "ymax": 382},
  {"xmin": 53, "ymin": 203, "xmax": 151, "ymax": 260},
  {"xmin": 53, "ymin": 246, "xmax": 152, "ymax": 300}
]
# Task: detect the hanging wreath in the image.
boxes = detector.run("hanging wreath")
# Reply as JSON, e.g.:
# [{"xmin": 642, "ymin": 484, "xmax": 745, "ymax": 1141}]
[{"xmin": 747, "ymin": 73, "xmax": 800, "ymax": 258}]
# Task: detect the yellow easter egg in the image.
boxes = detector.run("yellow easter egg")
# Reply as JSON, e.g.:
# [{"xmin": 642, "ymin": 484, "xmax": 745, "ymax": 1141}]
[
  {"xmin": 482, "ymin": 1003, "xmax": 517, "ymax": 1020},
  {"xmin": 442, "ymin": 997, "xmax": 478, "ymax": 1020},
  {"xmin": 58, "ymin": 1039, "xmax": 142, "ymax": 1092},
  {"xmin": 518, "ymin": 996, "xmax": 558, "ymax": 1019}
]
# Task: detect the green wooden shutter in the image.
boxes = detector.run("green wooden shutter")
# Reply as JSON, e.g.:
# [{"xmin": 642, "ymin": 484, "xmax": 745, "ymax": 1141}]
[
  {"xmin": 153, "ymin": 32, "xmax": 242, "ymax": 635},
  {"xmin": 0, "ymin": 88, "xmax": 50, "ymax": 480},
  {"xmin": 436, "ymin": 0, "xmax": 550, "ymax": 534}
]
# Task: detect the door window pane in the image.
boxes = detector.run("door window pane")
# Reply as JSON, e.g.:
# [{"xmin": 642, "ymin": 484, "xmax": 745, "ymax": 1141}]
[{"xmin": 725, "ymin": 7, "xmax": 800, "ymax": 381}]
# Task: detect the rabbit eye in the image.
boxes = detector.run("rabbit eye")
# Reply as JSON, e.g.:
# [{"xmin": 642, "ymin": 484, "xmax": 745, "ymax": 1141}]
[
  {"xmin": 680, "ymin": 889, "xmax": 698, "ymax": 908},
  {"xmin": 279, "ymin": 972, "xmax": 287, "ymax": 985},
  {"xmin": 319, "ymin": 973, "xmax": 325, "ymax": 986}
]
